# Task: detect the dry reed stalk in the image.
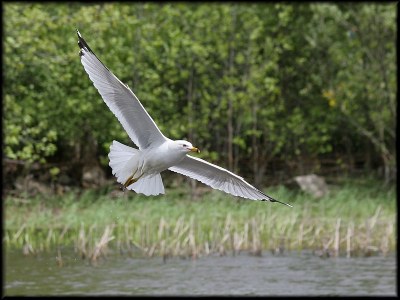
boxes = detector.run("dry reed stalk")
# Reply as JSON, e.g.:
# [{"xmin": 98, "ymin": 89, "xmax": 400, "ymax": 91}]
[
  {"xmin": 173, "ymin": 239, "xmax": 181, "ymax": 257},
  {"xmin": 181, "ymin": 235, "xmax": 189, "ymax": 248},
  {"xmin": 124, "ymin": 223, "xmax": 131, "ymax": 252},
  {"xmin": 279, "ymin": 238, "xmax": 286, "ymax": 255},
  {"xmin": 160, "ymin": 239, "xmax": 166, "ymax": 260},
  {"xmin": 334, "ymin": 218, "xmax": 341, "ymax": 257},
  {"xmin": 87, "ymin": 223, "xmax": 97, "ymax": 255},
  {"xmin": 189, "ymin": 231, "xmax": 197, "ymax": 259},
  {"xmin": 167, "ymin": 217, "xmax": 187, "ymax": 256},
  {"xmin": 147, "ymin": 244, "xmax": 156, "ymax": 257},
  {"xmin": 46, "ymin": 228, "xmax": 53, "ymax": 248},
  {"xmin": 178, "ymin": 224, "xmax": 190, "ymax": 240},
  {"xmin": 380, "ymin": 221, "xmax": 393, "ymax": 256},
  {"xmin": 169, "ymin": 222, "xmax": 190, "ymax": 256},
  {"xmin": 142, "ymin": 223, "xmax": 149, "ymax": 247},
  {"xmin": 77, "ymin": 224, "xmax": 87, "ymax": 258},
  {"xmin": 285, "ymin": 216, "xmax": 297, "ymax": 250},
  {"xmin": 321, "ymin": 236, "xmax": 334, "ymax": 257},
  {"xmin": 181, "ymin": 235, "xmax": 193, "ymax": 258},
  {"xmin": 302, "ymin": 224, "xmax": 314, "ymax": 236},
  {"xmin": 233, "ymin": 231, "xmax": 244, "ymax": 255},
  {"xmin": 4, "ymin": 231, "xmax": 10, "ymax": 245},
  {"xmin": 369, "ymin": 205, "xmax": 381, "ymax": 229},
  {"xmin": 173, "ymin": 216, "xmax": 185, "ymax": 236},
  {"xmin": 176, "ymin": 224, "xmax": 190, "ymax": 256},
  {"xmin": 219, "ymin": 232, "xmax": 230, "ymax": 252},
  {"xmin": 158, "ymin": 217, "xmax": 166, "ymax": 240},
  {"xmin": 204, "ymin": 241, "xmax": 210, "ymax": 255},
  {"xmin": 22, "ymin": 242, "xmax": 34, "ymax": 256},
  {"xmin": 286, "ymin": 236, "xmax": 292, "ymax": 252},
  {"xmin": 279, "ymin": 222, "xmax": 288, "ymax": 238},
  {"xmin": 140, "ymin": 224, "xmax": 145, "ymax": 246},
  {"xmin": 266, "ymin": 214, "xmax": 276, "ymax": 250},
  {"xmin": 144, "ymin": 223, "xmax": 150, "ymax": 245},
  {"xmin": 259, "ymin": 213, "xmax": 267, "ymax": 239},
  {"xmin": 270, "ymin": 222, "xmax": 287, "ymax": 254},
  {"xmin": 298, "ymin": 222, "xmax": 304, "ymax": 251},
  {"xmin": 243, "ymin": 222, "xmax": 249, "ymax": 249},
  {"xmin": 229, "ymin": 226, "xmax": 236, "ymax": 255},
  {"xmin": 131, "ymin": 240, "xmax": 144, "ymax": 252},
  {"xmin": 56, "ymin": 248, "xmax": 63, "ymax": 267},
  {"xmin": 215, "ymin": 220, "xmax": 230, "ymax": 256},
  {"xmin": 315, "ymin": 222, "xmax": 323, "ymax": 237},
  {"xmin": 117, "ymin": 239, "xmax": 123, "ymax": 254},
  {"xmin": 218, "ymin": 243, "xmax": 226, "ymax": 256},
  {"xmin": 251, "ymin": 218, "xmax": 262, "ymax": 256},
  {"xmin": 346, "ymin": 222, "xmax": 353, "ymax": 258},
  {"xmin": 287, "ymin": 214, "xmax": 298, "ymax": 239},
  {"xmin": 224, "ymin": 213, "xmax": 232, "ymax": 232},
  {"xmin": 380, "ymin": 234, "xmax": 389, "ymax": 256},
  {"xmin": 232, "ymin": 231, "xmax": 238, "ymax": 256},
  {"xmin": 223, "ymin": 214, "xmax": 232, "ymax": 250},
  {"xmin": 90, "ymin": 224, "xmax": 115, "ymax": 262},
  {"xmin": 58, "ymin": 225, "xmax": 70, "ymax": 243},
  {"xmin": 188, "ymin": 216, "xmax": 197, "ymax": 258},
  {"xmin": 12, "ymin": 223, "xmax": 26, "ymax": 242},
  {"xmin": 310, "ymin": 224, "xmax": 322, "ymax": 248},
  {"xmin": 364, "ymin": 219, "xmax": 371, "ymax": 254}
]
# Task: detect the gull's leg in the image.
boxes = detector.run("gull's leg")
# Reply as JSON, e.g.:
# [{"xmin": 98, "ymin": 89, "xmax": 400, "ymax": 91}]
[
  {"xmin": 123, "ymin": 168, "xmax": 139, "ymax": 189},
  {"xmin": 123, "ymin": 173, "xmax": 144, "ymax": 189}
]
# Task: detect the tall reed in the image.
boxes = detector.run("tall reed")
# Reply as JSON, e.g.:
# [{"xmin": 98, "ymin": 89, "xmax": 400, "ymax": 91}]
[{"xmin": 4, "ymin": 178, "xmax": 396, "ymax": 260}]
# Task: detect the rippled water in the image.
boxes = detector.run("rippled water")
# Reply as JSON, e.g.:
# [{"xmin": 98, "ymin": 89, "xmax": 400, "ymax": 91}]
[{"xmin": 5, "ymin": 250, "xmax": 397, "ymax": 296}]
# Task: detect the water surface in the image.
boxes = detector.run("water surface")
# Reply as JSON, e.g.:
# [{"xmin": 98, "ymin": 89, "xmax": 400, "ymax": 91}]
[{"xmin": 5, "ymin": 250, "xmax": 397, "ymax": 296}]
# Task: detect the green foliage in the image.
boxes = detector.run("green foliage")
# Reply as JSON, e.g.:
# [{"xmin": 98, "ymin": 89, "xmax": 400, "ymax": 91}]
[{"xmin": 3, "ymin": 3, "xmax": 396, "ymax": 182}]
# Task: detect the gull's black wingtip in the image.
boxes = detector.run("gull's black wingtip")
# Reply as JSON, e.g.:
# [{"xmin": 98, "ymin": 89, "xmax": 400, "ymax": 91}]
[
  {"xmin": 76, "ymin": 30, "xmax": 110, "ymax": 71},
  {"xmin": 261, "ymin": 198, "xmax": 293, "ymax": 207},
  {"xmin": 260, "ymin": 193, "xmax": 293, "ymax": 207},
  {"xmin": 76, "ymin": 29, "xmax": 82, "ymax": 41},
  {"xmin": 76, "ymin": 29, "xmax": 83, "ymax": 43},
  {"xmin": 76, "ymin": 29, "xmax": 93, "ymax": 55},
  {"xmin": 271, "ymin": 198, "xmax": 293, "ymax": 208}
]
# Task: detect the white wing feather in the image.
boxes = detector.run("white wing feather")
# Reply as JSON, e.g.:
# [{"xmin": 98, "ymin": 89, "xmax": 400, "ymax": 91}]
[
  {"xmin": 169, "ymin": 155, "xmax": 292, "ymax": 206},
  {"xmin": 77, "ymin": 30, "xmax": 167, "ymax": 149}
]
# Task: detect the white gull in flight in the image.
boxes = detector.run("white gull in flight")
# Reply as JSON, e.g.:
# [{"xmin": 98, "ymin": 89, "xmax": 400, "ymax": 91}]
[{"xmin": 77, "ymin": 30, "xmax": 291, "ymax": 207}]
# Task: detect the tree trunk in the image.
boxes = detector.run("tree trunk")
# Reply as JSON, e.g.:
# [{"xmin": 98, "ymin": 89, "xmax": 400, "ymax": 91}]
[
  {"xmin": 187, "ymin": 64, "xmax": 197, "ymax": 199},
  {"xmin": 132, "ymin": 4, "xmax": 143, "ymax": 87},
  {"xmin": 252, "ymin": 100, "xmax": 260, "ymax": 186},
  {"xmin": 227, "ymin": 6, "xmax": 237, "ymax": 172}
]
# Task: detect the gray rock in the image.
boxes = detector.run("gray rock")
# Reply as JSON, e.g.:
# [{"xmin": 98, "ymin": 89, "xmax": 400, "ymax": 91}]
[
  {"xmin": 82, "ymin": 164, "xmax": 106, "ymax": 188},
  {"xmin": 294, "ymin": 174, "xmax": 329, "ymax": 198}
]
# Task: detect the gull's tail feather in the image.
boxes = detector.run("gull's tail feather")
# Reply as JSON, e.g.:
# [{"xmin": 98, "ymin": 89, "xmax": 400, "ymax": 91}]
[
  {"xmin": 108, "ymin": 140, "xmax": 165, "ymax": 195},
  {"xmin": 127, "ymin": 173, "xmax": 165, "ymax": 196},
  {"xmin": 109, "ymin": 140, "xmax": 140, "ymax": 186}
]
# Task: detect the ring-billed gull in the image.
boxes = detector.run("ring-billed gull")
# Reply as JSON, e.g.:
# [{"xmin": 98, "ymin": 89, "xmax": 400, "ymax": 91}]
[{"xmin": 77, "ymin": 30, "xmax": 291, "ymax": 207}]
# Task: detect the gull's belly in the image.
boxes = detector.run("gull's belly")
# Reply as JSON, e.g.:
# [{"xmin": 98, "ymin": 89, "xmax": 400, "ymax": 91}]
[{"xmin": 143, "ymin": 146, "xmax": 185, "ymax": 174}]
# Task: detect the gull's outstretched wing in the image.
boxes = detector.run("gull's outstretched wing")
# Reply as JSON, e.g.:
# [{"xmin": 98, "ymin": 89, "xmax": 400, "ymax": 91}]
[
  {"xmin": 169, "ymin": 156, "xmax": 292, "ymax": 207},
  {"xmin": 77, "ymin": 30, "xmax": 167, "ymax": 149}
]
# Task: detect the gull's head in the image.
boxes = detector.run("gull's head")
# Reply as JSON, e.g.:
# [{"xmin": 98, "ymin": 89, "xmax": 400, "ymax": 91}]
[{"xmin": 173, "ymin": 140, "xmax": 200, "ymax": 153}]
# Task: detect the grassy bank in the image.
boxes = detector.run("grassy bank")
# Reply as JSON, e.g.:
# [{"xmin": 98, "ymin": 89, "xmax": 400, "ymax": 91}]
[{"xmin": 4, "ymin": 177, "xmax": 396, "ymax": 261}]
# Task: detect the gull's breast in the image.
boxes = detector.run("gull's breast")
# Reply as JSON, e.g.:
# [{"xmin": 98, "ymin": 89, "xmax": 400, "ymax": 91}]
[{"xmin": 143, "ymin": 144, "xmax": 185, "ymax": 174}]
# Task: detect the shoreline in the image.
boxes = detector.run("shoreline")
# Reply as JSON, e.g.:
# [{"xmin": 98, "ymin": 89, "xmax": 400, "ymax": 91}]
[{"xmin": 4, "ymin": 179, "xmax": 396, "ymax": 261}]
